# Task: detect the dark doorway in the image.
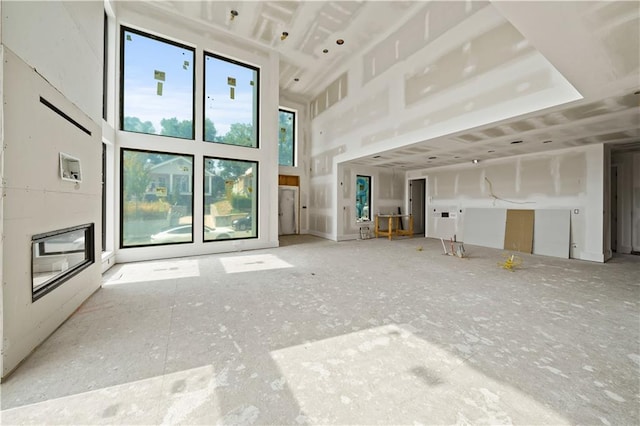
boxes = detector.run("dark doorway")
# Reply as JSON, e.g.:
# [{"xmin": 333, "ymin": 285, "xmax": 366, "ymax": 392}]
[{"xmin": 410, "ymin": 179, "xmax": 425, "ymax": 235}]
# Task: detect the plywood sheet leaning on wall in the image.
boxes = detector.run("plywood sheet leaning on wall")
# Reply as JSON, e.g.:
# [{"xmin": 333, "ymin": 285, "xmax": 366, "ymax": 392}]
[
  {"xmin": 533, "ymin": 210, "xmax": 571, "ymax": 258},
  {"xmin": 464, "ymin": 208, "xmax": 507, "ymax": 249},
  {"xmin": 504, "ymin": 210, "xmax": 535, "ymax": 253}
]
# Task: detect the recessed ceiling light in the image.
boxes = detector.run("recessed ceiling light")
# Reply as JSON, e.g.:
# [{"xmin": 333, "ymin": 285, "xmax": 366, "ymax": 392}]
[
  {"xmin": 472, "ymin": 159, "xmax": 480, "ymax": 164},
  {"xmin": 542, "ymin": 140, "xmax": 552, "ymax": 143},
  {"xmin": 336, "ymin": 39, "xmax": 344, "ymax": 45},
  {"xmin": 323, "ymin": 49, "xmax": 329, "ymax": 54},
  {"xmin": 294, "ymin": 78, "xmax": 299, "ymax": 82},
  {"xmin": 510, "ymin": 140, "xmax": 523, "ymax": 144}
]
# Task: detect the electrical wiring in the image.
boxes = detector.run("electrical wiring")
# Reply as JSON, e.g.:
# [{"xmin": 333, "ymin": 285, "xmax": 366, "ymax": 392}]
[{"xmin": 484, "ymin": 177, "xmax": 535, "ymax": 205}]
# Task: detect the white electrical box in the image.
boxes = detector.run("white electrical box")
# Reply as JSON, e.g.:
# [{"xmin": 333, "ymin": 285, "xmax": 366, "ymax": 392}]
[{"xmin": 59, "ymin": 152, "xmax": 82, "ymax": 183}]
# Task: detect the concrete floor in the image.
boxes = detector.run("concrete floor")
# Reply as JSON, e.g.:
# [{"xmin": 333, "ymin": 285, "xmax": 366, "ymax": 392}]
[{"xmin": 1, "ymin": 235, "xmax": 639, "ymax": 425}]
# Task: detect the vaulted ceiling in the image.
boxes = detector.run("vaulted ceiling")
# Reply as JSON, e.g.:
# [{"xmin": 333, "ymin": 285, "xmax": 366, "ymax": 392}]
[{"xmin": 124, "ymin": 1, "xmax": 639, "ymax": 168}]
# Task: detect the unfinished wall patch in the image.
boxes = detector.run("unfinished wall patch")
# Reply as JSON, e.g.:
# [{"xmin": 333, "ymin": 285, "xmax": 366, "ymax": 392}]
[
  {"xmin": 311, "ymin": 73, "xmax": 348, "ymax": 119},
  {"xmin": 362, "ymin": 1, "xmax": 486, "ymax": 84},
  {"xmin": 405, "ymin": 22, "xmax": 535, "ymax": 107}
]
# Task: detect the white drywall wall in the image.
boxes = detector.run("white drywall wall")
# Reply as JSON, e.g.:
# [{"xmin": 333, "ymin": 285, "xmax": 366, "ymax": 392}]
[
  {"xmin": 336, "ymin": 164, "xmax": 405, "ymax": 240},
  {"xmin": 1, "ymin": 48, "xmax": 102, "ymax": 378},
  {"xmin": 463, "ymin": 208, "xmax": 507, "ymax": 249},
  {"xmin": 309, "ymin": 3, "xmax": 579, "ymax": 163},
  {"xmin": 1, "ymin": 0, "xmax": 103, "ymax": 378},
  {"xmin": 2, "ymin": 0, "xmax": 103, "ymax": 125},
  {"xmin": 307, "ymin": 2, "xmax": 580, "ymax": 240},
  {"xmin": 534, "ymin": 209, "xmax": 571, "ymax": 259},
  {"xmin": 407, "ymin": 145, "xmax": 606, "ymax": 262}
]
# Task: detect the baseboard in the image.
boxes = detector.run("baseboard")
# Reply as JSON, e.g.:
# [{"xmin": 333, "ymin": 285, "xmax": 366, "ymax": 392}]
[
  {"xmin": 308, "ymin": 230, "xmax": 335, "ymax": 241},
  {"xmin": 337, "ymin": 234, "xmax": 359, "ymax": 241},
  {"xmin": 577, "ymin": 251, "xmax": 605, "ymax": 263},
  {"xmin": 617, "ymin": 245, "xmax": 632, "ymax": 254}
]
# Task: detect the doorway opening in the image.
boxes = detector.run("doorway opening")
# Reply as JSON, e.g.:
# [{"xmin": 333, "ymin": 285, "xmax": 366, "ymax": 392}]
[
  {"xmin": 278, "ymin": 175, "xmax": 299, "ymax": 236},
  {"xmin": 410, "ymin": 179, "xmax": 426, "ymax": 236},
  {"xmin": 611, "ymin": 165, "xmax": 618, "ymax": 253},
  {"xmin": 278, "ymin": 186, "xmax": 299, "ymax": 235}
]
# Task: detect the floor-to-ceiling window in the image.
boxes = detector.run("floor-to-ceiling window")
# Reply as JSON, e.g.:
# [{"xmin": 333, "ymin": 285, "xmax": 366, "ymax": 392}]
[{"xmin": 118, "ymin": 25, "xmax": 261, "ymax": 251}]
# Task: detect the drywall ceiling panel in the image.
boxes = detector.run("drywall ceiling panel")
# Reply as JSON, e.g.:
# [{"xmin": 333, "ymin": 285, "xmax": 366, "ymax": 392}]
[
  {"xmin": 533, "ymin": 209, "xmax": 570, "ymax": 258},
  {"xmin": 463, "ymin": 208, "xmax": 507, "ymax": 249},
  {"xmin": 504, "ymin": 209, "xmax": 535, "ymax": 253}
]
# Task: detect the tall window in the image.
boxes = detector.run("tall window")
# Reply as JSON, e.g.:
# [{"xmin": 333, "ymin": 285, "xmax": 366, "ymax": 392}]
[
  {"xmin": 103, "ymin": 11, "xmax": 108, "ymax": 121},
  {"xmin": 204, "ymin": 53, "xmax": 259, "ymax": 147},
  {"xmin": 204, "ymin": 157, "xmax": 257, "ymax": 240},
  {"xmin": 356, "ymin": 175, "xmax": 371, "ymax": 222},
  {"xmin": 121, "ymin": 149, "xmax": 194, "ymax": 247},
  {"xmin": 278, "ymin": 109, "xmax": 295, "ymax": 166},
  {"xmin": 102, "ymin": 143, "xmax": 107, "ymax": 252},
  {"xmin": 120, "ymin": 27, "xmax": 195, "ymax": 139}
]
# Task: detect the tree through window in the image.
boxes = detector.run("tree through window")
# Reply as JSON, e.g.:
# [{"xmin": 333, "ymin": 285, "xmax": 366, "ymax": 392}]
[
  {"xmin": 120, "ymin": 27, "xmax": 195, "ymax": 139},
  {"xmin": 204, "ymin": 53, "xmax": 259, "ymax": 147},
  {"xmin": 121, "ymin": 149, "xmax": 194, "ymax": 247},
  {"xmin": 278, "ymin": 109, "xmax": 295, "ymax": 166},
  {"xmin": 356, "ymin": 175, "xmax": 371, "ymax": 222}
]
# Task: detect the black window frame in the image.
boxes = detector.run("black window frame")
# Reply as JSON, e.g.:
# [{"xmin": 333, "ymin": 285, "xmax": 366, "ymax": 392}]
[
  {"xmin": 202, "ymin": 51, "xmax": 260, "ymax": 148},
  {"xmin": 203, "ymin": 156, "xmax": 259, "ymax": 242},
  {"xmin": 103, "ymin": 11, "xmax": 108, "ymax": 121},
  {"xmin": 120, "ymin": 148, "xmax": 195, "ymax": 248},
  {"xmin": 278, "ymin": 108, "xmax": 296, "ymax": 167},
  {"xmin": 119, "ymin": 26, "xmax": 196, "ymax": 140},
  {"xmin": 356, "ymin": 175, "xmax": 372, "ymax": 222},
  {"xmin": 102, "ymin": 142, "xmax": 107, "ymax": 252}
]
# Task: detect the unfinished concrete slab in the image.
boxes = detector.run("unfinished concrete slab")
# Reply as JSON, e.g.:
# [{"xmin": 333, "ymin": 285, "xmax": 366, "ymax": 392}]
[{"xmin": 1, "ymin": 235, "xmax": 638, "ymax": 425}]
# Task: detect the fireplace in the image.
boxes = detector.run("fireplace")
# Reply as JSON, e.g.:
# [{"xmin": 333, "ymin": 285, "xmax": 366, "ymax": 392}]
[{"xmin": 31, "ymin": 223, "xmax": 95, "ymax": 301}]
